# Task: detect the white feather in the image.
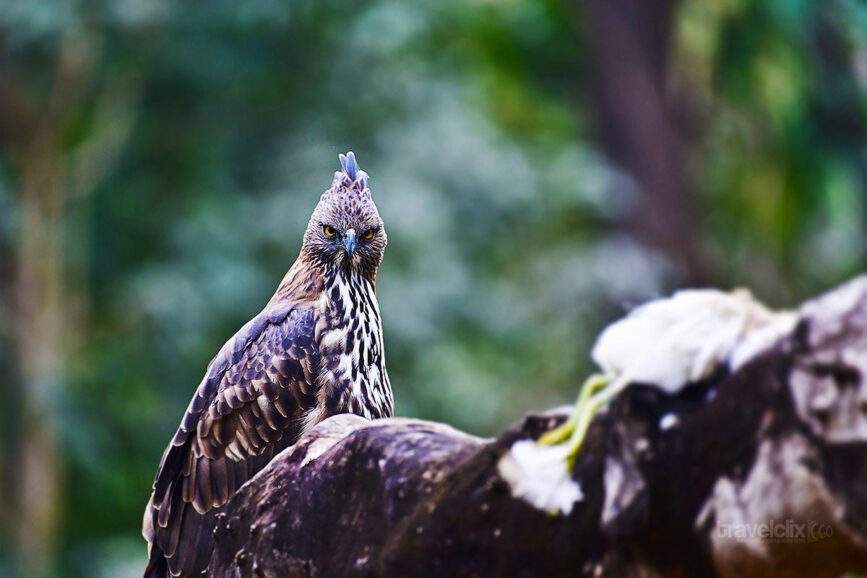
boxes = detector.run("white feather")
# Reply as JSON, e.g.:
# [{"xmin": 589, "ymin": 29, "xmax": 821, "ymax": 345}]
[
  {"xmin": 498, "ymin": 440, "xmax": 584, "ymax": 515},
  {"xmin": 592, "ymin": 289, "xmax": 794, "ymax": 393}
]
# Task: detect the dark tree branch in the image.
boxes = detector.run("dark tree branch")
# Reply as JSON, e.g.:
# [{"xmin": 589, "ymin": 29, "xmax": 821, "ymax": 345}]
[{"xmin": 207, "ymin": 277, "xmax": 867, "ymax": 578}]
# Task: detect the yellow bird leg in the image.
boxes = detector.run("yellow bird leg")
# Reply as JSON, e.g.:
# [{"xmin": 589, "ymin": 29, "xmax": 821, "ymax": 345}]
[{"xmin": 537, "ymin": 374, "xmax": 609, "ymax": 446}]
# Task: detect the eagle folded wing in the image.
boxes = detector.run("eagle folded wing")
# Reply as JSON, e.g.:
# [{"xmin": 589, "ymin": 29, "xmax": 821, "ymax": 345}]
[{"xmin": 144, "ymin": 304, "xmax": 318, "ymax": 577}]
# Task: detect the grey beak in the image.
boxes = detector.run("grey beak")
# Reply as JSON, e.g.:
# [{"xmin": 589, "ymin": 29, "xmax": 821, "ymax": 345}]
[{"xmin": 343, "ymin": 229, "xmax": 357, "ymax": 255}]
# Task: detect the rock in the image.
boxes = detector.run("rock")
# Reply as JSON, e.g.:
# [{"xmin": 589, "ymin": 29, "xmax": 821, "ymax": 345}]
[{"xmin": 208, "ymin": 277, "xmax": 867, "ymax": 578}]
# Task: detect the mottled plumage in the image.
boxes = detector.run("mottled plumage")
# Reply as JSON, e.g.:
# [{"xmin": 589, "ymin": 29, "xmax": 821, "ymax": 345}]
[{"xmin": 143, "ymin": 152, "xmax": 392, "ymax": 577}]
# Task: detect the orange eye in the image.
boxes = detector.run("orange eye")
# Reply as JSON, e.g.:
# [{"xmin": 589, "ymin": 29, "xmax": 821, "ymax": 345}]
[
  {"xmin": 364, "ymin": 228, "xmax": 376, "ymax": 240},
  {"xmin": 323, "ymin": 225, "xmax": 336, "ymax": 237}
]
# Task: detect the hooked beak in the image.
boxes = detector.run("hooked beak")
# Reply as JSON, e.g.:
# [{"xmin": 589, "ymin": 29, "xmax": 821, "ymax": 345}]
[{"xmin": 343, "ymin": 229, "xmax": 357, "ymax": 255}]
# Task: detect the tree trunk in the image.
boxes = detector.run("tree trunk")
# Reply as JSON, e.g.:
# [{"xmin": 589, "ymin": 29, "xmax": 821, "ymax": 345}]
[
  {"xmin": 579, "ymin": 0, "xmax": 708, "ymax": 283},
  {"xmin": 205, "ymin": 276, "xmax": 867, "ymax": 578},
  {"xmin": 8, "ymin": 32, "xmax": 94, "ymax": 577}
]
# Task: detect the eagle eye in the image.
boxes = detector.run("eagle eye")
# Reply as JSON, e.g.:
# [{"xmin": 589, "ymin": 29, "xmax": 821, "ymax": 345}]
[
  {"xmin": 323, "ymin": 225, "xmax": 336, "ymax": 237},
  {"xmin": 363, "ymin": 228, "xmax": 377, "ymax": 240}
]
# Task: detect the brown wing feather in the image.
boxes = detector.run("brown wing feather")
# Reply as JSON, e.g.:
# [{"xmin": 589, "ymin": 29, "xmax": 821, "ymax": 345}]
[{"xmin": 143, "ymin": 302, "xmax": 319, "ymax": 577}]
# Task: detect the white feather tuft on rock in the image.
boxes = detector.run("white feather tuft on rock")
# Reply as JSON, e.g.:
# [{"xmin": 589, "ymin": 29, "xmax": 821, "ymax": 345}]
[
  {"xmin": 498, "ymin": 440, "xmax": 584, "ymax": 515},
  {"xmin": 592, "ymin": 289, "xmax": 795, "ymax": 394}
]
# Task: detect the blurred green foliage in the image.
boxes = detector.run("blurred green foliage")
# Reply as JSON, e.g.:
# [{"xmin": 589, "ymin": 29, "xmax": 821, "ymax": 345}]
[{"xmin": 0, "ymin": 0, "xmax": 865, "ymax": 576}]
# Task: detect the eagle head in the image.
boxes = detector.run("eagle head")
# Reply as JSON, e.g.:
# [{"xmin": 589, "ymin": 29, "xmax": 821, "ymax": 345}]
[{"xmin": 302, "ymin": 152, "xmax": 387, "ymax": 276}]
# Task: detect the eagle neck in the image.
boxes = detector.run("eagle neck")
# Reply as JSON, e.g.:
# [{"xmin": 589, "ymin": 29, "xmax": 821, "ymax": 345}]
[{"xmin": 313, "ymin": 265, "xmax": 393, "ymax": 423}]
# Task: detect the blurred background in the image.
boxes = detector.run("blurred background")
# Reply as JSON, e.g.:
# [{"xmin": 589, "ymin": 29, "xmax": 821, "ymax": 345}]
[{"xmin": 0, "ymin": 0, "xmax": 866, "ymax": 576}]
